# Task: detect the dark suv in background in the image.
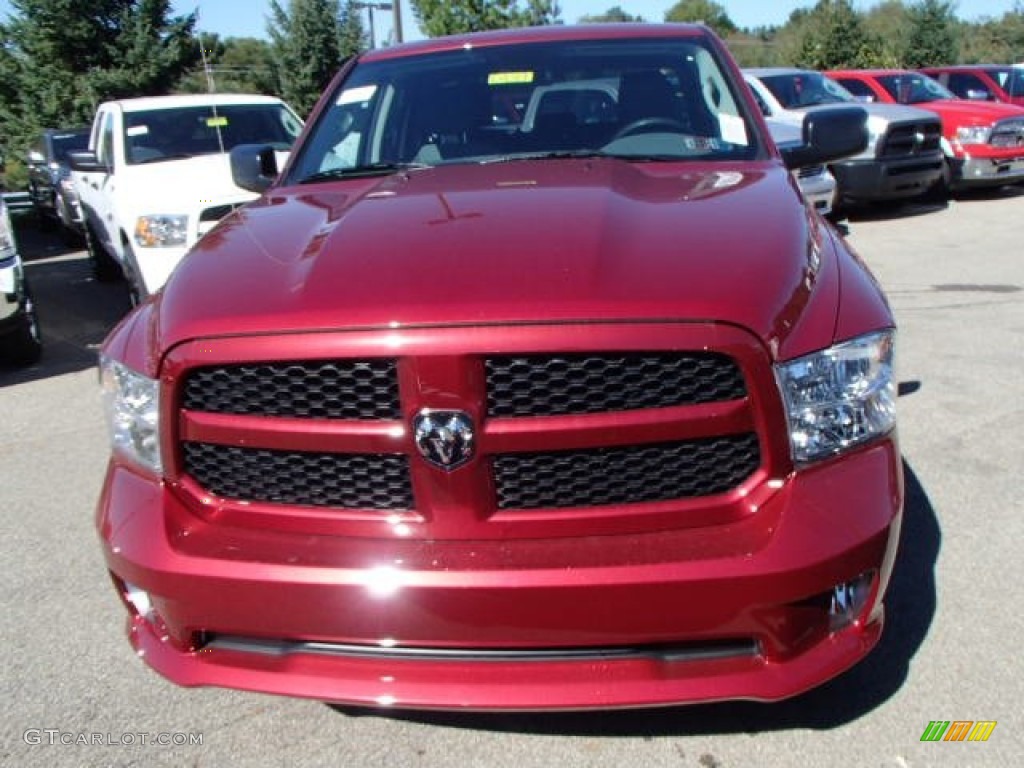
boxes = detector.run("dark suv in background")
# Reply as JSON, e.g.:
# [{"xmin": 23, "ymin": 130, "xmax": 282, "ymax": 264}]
[{"xmin": 26, "ymin": 127, "xmax": 89, "ymax": 239}]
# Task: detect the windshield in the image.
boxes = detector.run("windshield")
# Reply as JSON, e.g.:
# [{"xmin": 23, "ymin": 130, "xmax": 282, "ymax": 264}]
[
  {"xmin": 759, "ymin": 72, "xmax": 854, "ymax": 108},
  {"xmin": 123, "ymin": 103, "xmax": 303, "ymax": 165},
  {"xmin": 986, "ymin": 67, "xmax": 1024, "ymax": 97},
  {"xmin": 876, "ymin": 73, "xmax": 955, "ymax": 104},
  {"xmin": 51, "ymin": 131, "xmax": 89, "ymax": 163},
  {"xmin": 288, "ymin": 37, "xmax": 762, "ymax": 182}
]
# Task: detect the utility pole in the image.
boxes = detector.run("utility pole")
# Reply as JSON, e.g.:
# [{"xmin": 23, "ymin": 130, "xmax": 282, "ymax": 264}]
[{"xmin": 393, "ymin": 0, "xmax": 403, "ymax": 43}]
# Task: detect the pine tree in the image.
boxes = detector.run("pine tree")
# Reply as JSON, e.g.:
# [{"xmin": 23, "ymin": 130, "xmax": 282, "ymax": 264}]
[
  {"xmin": 664, "ymin": 0, "xmax": 737, "ymax": 38},
  {"xmin": 903, "ymin": 0, "xmax": 959, "ymax": 67},
  {"xmin": 338, "ymin": 0, "xmax": 368, "ymax": 60},
  {"xmin": 794, "ymin": 0, "xmax": 886, "ymax": 69},
  {"xmin": 0, "ymin": 0, "xmax": 197, "ymax": 183},
  {"xmin": 268, "ymin": 0, "xmax": 342, "ymax": 116},
  {"xmin": 410, "ymin": 0, "xmax": 560, "ymax": 38}
]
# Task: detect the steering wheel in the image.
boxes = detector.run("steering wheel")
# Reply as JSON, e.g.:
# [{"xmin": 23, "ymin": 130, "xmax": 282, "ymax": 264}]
[{"xmin": 612, "ymin": 117, "xmax": 689, "ymax": 141}]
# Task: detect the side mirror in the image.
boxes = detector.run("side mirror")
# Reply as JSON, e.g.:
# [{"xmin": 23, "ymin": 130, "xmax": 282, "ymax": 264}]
[
  {"xmin": 26, "ymin": 150, "xmax": 46, "ymax": 165},
  {"xmin": 67, "ymin": 150, "xmax": 109, "ymax": 173},
  {"xmin": 781, "ymin": 106, "xmax": 868, "ymax": 170},
  {"xmin": 230, "ymin": 144, "xmax": 279, "ymax": 194}
]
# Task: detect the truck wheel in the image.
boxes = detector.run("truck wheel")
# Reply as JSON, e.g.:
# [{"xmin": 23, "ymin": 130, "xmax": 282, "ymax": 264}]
[
  {"xmin": 85, "ymin": 224, "xmax": 121, "ymax": 282},
  {"xmin": 121, "ymin": 242, "xmax": 150, "ymax": 307},
  {"xmin": 924, "ymin": 159, "xmax": 952, "ymax": 203},
  {"xmin": 1, "ymin": 294, "xmax": 42, "ymax": 366}
]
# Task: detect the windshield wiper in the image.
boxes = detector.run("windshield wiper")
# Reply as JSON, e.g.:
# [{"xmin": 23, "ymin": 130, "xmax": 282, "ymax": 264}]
[
  {"xmin": 480, "ymin": 150, "xmax": 613, "ymax": 164},
  {"xmin": 297, "ymin": 162, "xmax": 429, "ymax": 184},
  {"xmin": 480, "ymin": 150, "xmax": 690, "ymax": 165}
]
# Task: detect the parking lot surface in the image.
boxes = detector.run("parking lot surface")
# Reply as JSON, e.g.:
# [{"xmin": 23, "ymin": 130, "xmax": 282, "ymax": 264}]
[{"xmin": 2, "ymin": 189, "xmax": 1022, "ymax": 767}]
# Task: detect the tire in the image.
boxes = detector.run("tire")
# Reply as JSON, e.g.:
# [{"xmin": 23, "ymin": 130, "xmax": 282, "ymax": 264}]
[
  {"xmin": 924, "ymin": 159, "xmax": 952, "ymax": 203},
  {"xmin": 84, "ymin": 223, "xmax": 121, "ymax": 282},
  {"xmin": 1, "ymin": 294, "xmax": 42, "ymax": 366},
  {"xmin": 121, "ymin": 242, "xmax": 149, "ymax": 307}
]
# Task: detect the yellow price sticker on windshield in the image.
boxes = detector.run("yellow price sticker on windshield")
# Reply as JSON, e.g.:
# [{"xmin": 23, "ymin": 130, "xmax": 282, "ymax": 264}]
[
  {"xmin": 206, "ymin": 116, "xmax": 229, "ymax": 127},
  {"xmin": 488, "ymin": 71, "xmax": 534, "ymax": 85}
]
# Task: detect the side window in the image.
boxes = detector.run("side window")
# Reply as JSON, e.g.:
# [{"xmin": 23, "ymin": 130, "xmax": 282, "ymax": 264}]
[
  {"xmin": 947, "ymin": 73, "xmax": 991, "ymax": 100},
  {"xmin": 748, "ymin": 85, "xmax": 772, "ymax": 117},
  {"xmin": 96, "ymin": 112, "xmax": 115, "ymax": 168},
  {"xmin": 838, "ymin": 78, "xmax": 875, "ymax": 102}
]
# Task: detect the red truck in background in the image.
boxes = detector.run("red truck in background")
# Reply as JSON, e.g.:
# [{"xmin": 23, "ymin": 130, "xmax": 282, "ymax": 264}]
[
  {"xmin": 828, "ymin": 68, "xmax": 1024, "ymax": 190},
  {"xmin": 920, "ymin": 64, "xmax": 1024, "ymax": 108}
]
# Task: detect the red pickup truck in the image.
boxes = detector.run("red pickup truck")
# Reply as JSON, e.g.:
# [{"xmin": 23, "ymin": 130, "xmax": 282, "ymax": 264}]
[
  {"xmin": 96, "ymin": 24, "xmax": 902, "ymax": 710},
  {"xmin": 828, "ymin": 69, "xmax": 1024, "ymax": 189},
  {"xmin": 920, "ymin": 64, "xmax": 1024, "ymax": 108}
]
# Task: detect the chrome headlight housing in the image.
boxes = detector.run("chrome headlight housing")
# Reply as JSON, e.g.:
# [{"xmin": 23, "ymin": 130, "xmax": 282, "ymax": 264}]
[
  {"xmin": 134, "ymin": 214, "xmax": 188, "ymax": 247},
  {"xmin": 775, "ymin": 331, "xmax": 896, "ymax": 463},
  {"xmin": 100, "ymin": 356, "xmax": 162, "ymax": 474},
  {"xmin": 956, "ymin": 124, "xmax": 992, "ymax": 145}
]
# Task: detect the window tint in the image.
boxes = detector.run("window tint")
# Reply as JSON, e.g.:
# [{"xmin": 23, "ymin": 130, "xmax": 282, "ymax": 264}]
[
  {"xmin": 836, "ymin": 78, "xmax": 877, "ymax": 101},
  {"xmin": 288, "ymin": 36, "xmax": 764, "ymax": 181},
  {"xmin": 759, "ymin": 73, "xmax": 853, "ymax": 109},
  {"xmin": 123, "ymin": 103, "xmax": 303, "ymax": 165}
]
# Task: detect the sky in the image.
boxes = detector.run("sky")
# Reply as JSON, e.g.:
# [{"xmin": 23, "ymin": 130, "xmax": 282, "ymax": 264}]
[
  {"xmin": 0, "ymin": 1, "xmax": 1015, "ymax": 45},
  {"xmin": 176, "ymin": 1, "xmax": 1015, "ymax": 43}
]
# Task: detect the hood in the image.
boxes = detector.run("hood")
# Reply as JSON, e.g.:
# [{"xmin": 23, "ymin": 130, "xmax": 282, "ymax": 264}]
[
  {"xmin": 118, "ymin": 153, "xmax": 260, "ymax": 213},
  {"xmin": 159, "ymin": 159, "xmax": 833, "ymax": 358},
  {"xmin": 922, "ymin": 98, "xmax": 1024, "ymax": 125},
  {"xmin": 848, "ymin": 102, "xmax": 938, "ymax": 123}
]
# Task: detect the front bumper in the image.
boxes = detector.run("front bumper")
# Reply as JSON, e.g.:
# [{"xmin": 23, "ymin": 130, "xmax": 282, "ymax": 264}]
[
  {"xmin": 955, "ymin": 147, "xmax": 1024, "ymax": 187},
  {"xmin": 831, "ymin": 155, "xmax": 944, "ymax": 202},
  {"xmin": 99, "ymin": 439, "xmax": 903, "ymax": 710}
]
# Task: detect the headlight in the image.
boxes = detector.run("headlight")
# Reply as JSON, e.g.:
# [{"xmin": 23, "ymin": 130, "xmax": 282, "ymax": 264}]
[
  {"xmin": 0, "ymin": 202, "xmax": 16, "ymax": 259},
  {"xmin": 100, "ymin": 356, "xmax": 162, "ymax": 474},
  {"xmin": 956, "ymin": 125, "xmax": 991, "ymax": 145},
  {"xmin": 775, "ymin": 331, "xmax": 896, "ymax": 463},
  {"xmin": 134, "ymin": 215, "xmax": 188, "ymax": 247}
]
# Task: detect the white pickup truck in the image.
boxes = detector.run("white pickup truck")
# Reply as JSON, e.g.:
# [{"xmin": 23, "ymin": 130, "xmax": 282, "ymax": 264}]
[{"xmin": 70, "ymin": 94, "xmax": 303, "ymax": 301}]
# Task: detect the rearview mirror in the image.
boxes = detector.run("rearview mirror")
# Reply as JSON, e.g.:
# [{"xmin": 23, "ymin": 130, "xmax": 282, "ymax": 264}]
[
  {"xmin": 230, "ymin": 144, "xmax": 279, "ymax": 194},
  {"xmin": 67, "ymin": 150, "xmax": 109, "ymax": 173},
  {"xmin": 780, "ymin": 107, "xmax": 868, "ymax": 170}
]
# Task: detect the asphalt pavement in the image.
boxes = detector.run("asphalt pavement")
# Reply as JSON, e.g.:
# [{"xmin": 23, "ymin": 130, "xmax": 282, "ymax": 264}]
[{"xmin": 2, "ymin": 188, "xmax": 1021, "ymax": 767}]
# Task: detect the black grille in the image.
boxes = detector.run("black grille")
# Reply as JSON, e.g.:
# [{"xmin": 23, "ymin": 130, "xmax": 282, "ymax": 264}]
[
  {"xmin": 183, "ymin": 442, "xmax": 413, "ymax": 510},
  {"xmin": 182, "ymin": 360, "xmax": 400, "ymax": 420},
  {"xmin": 493, "ymin": 433, "xmax": 760, "ymax": 509},
  {"xmin": 879, "ymin": 121, "xmax": 942, "ymax": 158},
  {"xmin": 485, "ymin": 353, "xmax": 746, "ymax": 417}
]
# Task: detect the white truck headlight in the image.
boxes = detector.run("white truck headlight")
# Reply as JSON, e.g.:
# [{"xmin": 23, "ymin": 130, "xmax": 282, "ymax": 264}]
[
  {"xmin": 134, "ymin": 215, "xmax": 188, "ymax": 247},
  {"xmin": 775, "ymin": 331, "xmax": 896, "ymax": 463},
  {"xmin": 100, "ymin": 356, "xmax": 162, "ymax": 474},
  {"xmin": 956, "ymin": 125, "xmax": 991, "ymax": 145},
  {"xmin": 0, "ymin": 202, "xmax": 17, "ymax": 259}
]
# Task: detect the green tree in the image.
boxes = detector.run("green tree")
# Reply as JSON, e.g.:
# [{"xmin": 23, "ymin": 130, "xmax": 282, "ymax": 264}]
[
  {"xmin": 664, "ymin": 0, "xmax": 737, "ymax": 38},
  {"xmin": 338, "ymin": 0, "xmax": 368, "ymax": 60},
  {"xmin": 794, "ymin": 0, "xmax": 886, "ymax": 69},
  {"xmin": 410, "ymin": 0, "xmax": 560, "ymax": 37},
  {"xmin": 0, "ymin": 0, "xmax": 197, "ymax": 183},
  {"xmin": 903, "ymin": 0, "xmax": 959, "ymax": 66},
  {"xmin": 959, "ymin": 5, "xmax": 1024, "ymax": 63},
  {"xmin": 180, "ymin": 35, "xmax": 279, "ymax": 95},
  {"xmin": 267, "ymin": 0, "xmax": 342, "ymax": 116},
  {"xmin": 579, "ymin": 6, "xmax": 643, "ymax": 23}
]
